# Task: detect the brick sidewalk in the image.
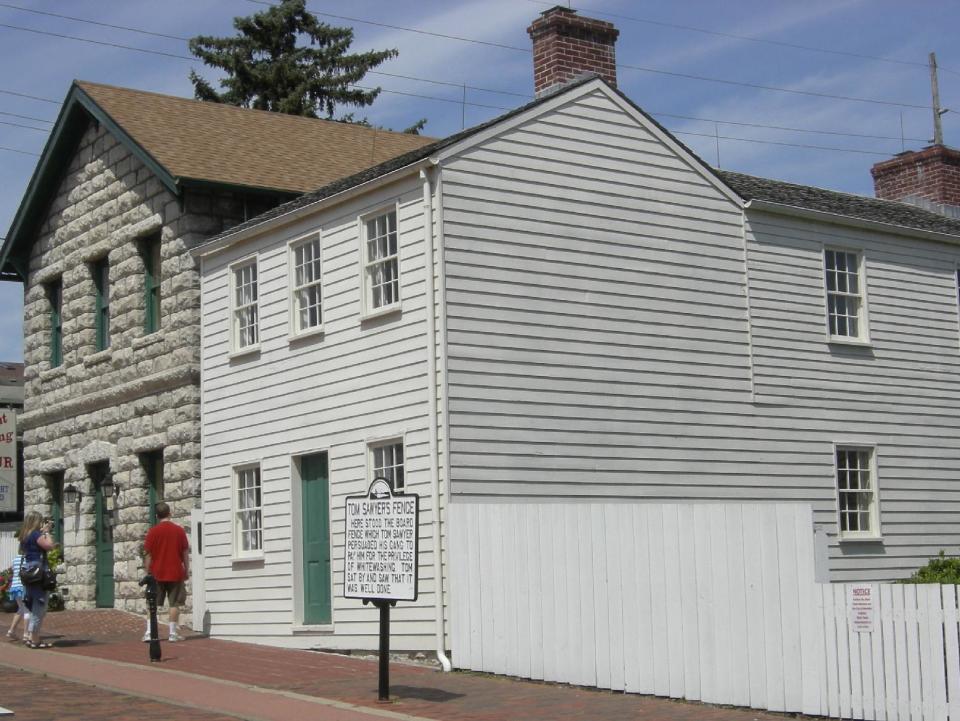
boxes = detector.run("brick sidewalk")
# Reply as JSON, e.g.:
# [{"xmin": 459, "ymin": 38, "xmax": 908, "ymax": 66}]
[
  {"xmin": 0, "ymin": 668, "xmax": 241, "ymax": 721},
  {"xmin": 1, "ymin": 610, "xmax": 790, "ymax": 721}
]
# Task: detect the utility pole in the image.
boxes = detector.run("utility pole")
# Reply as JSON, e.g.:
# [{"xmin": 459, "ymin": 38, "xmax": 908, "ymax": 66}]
[{"xmin": 930, "ymin": 52, "xmax": 944, "ymax": 145}]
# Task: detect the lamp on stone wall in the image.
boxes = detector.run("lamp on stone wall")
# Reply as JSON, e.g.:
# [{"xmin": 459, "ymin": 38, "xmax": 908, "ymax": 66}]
[
  {"xmin": 63, "ymin": 484, "xmax": 81, "ymax": 504},
  {"xmin": 100, "ymin": 477, "xmax": 116, "ymax": 498}
]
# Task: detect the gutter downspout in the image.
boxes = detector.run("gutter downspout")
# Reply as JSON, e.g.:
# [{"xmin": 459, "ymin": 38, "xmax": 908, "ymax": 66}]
[{"xmin": 421, "ymin": 166, "xmax": 452, "ymax": 673}]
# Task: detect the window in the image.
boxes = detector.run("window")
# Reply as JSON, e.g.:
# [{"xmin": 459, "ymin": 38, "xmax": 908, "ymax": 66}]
[
  {"xmin": 140, "ymin": 235, "xmax": 161, "ymax": 334},
  {"xmin": 370, "ymin": 440, "xmax": 404, "ymax": 491},
  {"xmin": 93, "ymin": 258, "xmax": 110, "ymax": 351},
  {"xmin": 231, "ymin": 259, "xmax": 259, "ymax": 351},
  {"xmin": 234, "ymin": 465, "xmax": 262, "ymax": 556},
  {"xmin": 824, "ymin": 249, "xmax": 867, "ymax": 340},
  {"xmin": 47, "ymin": 280, "xmax": 62, "ymax": 367},
  {"xmin": 362, "ymin": 209, "xmax": 400, "ymax": 314},
  {"xmin": 141, "ymin": 451, "xmax": 164, "ymax": 526},
  {"xmin": 291, "ymin": 236, "xmax": 323, "ymax": 334},
  {"xmin": 835, "ymin": 446, "xmax": 879, "ymax": 538}
]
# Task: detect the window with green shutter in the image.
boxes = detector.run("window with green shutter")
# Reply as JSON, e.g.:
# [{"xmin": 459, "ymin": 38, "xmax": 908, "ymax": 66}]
[
  {"xmin": 48, "ymin": 280, "xmax": 62, "ymax": 367},
  {"xmin": 141, "ymin": 235, "xmax": 161, "ymax": 334},
  {"xmin": 93, "ymin": 258, "xmax": 110, "ymax": 351},
  {"xmin": 48, "ymin": 472, "xmax": 64, "ymax": 546},
  {"xmin": 141, "ymin": 450, "xmax": 164, "ymax": 525}
]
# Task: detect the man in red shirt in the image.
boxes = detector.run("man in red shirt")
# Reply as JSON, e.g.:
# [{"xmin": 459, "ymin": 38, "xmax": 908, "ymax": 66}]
[{"xmin": 143, "ymin": 502, "xmax": 190, "ymax": 642}]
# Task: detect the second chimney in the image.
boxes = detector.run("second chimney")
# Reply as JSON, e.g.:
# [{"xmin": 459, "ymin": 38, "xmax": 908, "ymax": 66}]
[
  {"xmin": 527, "ymin": 6, "xmax": 619, "ymax": 97},
  {"xmin": 871, "ymin": 145, "xmax": 960, "ymax": 216}
]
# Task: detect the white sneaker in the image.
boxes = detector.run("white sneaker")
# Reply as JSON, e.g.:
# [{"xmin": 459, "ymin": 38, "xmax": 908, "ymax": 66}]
[
  {"xmin": 168, "ymin": 633, "xmax": 183, "ymax": 642},
  {"xmin": 142, "ymin": 632, "xmax": 151, "ymax": 642}
]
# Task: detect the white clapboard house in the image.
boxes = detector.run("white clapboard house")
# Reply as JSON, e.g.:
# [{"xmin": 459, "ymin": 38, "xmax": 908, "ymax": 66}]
[{"xmin": 191, "ymin": 7, "xmax": 960, "ymax": 697}]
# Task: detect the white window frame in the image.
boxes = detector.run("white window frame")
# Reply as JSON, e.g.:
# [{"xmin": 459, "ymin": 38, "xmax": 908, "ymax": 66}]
[
  {"xmin": 230, "ymin": 256, "xmax": 260, "ymax": 355},
  {"xmin": 359, "ymin": 204, "xmax": 401, "ymax": 320},
  {"xmin": 288, "ymin": 232, "xmax": 324, "ymax": 339},
  {"xmin": 833, "ymin": 444, "xmax": 881, "ymax": 540},
  {"xmin": 367, "ymin": 436, "xmax": 406, "ymax": 491},
  {"xmin": 823, "ymin": 247, "xmax": 870, "ymax": 344},
  {"xmin": 232, "ymin": 463, "xmax": 263, "ymax": 559}
]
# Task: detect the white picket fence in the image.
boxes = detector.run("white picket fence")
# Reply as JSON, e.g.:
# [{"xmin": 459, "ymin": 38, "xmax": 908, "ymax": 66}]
[
  {"xmin": 0, "ymin": 531, "xmax": 17, "ymax": 565},
  {"xmin": 448, "ymin": 501, "xmax": 960, "ymax": 721}
]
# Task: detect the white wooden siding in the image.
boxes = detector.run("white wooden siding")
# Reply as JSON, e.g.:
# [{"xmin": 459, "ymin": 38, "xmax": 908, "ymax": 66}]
[
  {"xmin": 440, "ymin": 88, "xmax": 960, "ymax": 580},
  {"xmin": 200, "ymin": 175, "xmax": 448, "ymax": 649},
  {"xmin": 746, "ymin": 210, "xmax": 960, "ymax": 578},
  {"xmin": 450, "ymin": 501, "xmax": 960, "ymax": 720}
]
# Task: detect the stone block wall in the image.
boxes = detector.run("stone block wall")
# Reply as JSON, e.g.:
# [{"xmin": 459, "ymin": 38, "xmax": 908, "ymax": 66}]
[{"xmin": 19, "ymin": 118, "xmax": 272, "ymax": 613}]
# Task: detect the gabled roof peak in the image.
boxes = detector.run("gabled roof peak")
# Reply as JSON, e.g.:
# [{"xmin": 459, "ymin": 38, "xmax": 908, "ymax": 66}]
[{"xmin": 1, "ymin": 80, "xmax": 434, "ymax": 280}]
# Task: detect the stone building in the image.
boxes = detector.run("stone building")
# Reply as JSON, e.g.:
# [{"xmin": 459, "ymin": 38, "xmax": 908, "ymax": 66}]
[{"xmin": 0, "ymin": 81, "xmax": 432, "ymax": 611}]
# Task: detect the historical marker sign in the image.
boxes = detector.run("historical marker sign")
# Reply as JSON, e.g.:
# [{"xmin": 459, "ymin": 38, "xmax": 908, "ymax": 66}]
[{"xmin": 344, "ymin": 478, "xmax": 419, "ymax": 602}]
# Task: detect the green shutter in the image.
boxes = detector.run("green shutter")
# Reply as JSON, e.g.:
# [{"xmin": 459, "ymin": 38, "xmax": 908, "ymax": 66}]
[
  {"xmin": 92, "ymin": 463, "xmax": 115, "ymax": 608},
  {"xmin": 49, "ymin": 281, "xmax": 62, "ymax": 367},
  {"xmin": 144, "ymin": 451, "xmax": 163, "ymax": 525},
  {"xmin": 301, "ymin": 453, "xmax": 331, "ymax": 624},
  {"xmin": 142, "ymin": 236, "xmax": 161, "ymax": 334},
  {"xmin": 49, "ymin": 473, "xmax": 63, "ymax": 546},
  {"xmin": 94, "ymin": 259, "xmax": 110, "ymax": 351}
]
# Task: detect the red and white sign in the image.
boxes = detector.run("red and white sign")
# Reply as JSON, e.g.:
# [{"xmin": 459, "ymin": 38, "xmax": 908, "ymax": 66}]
[
  {"xmin": 0, "ymin": 410, "xmax": 16, "ymax": 513},
  {"xmin": 848, "ymin": 583, "xmax": 876, "ymax": 633}
]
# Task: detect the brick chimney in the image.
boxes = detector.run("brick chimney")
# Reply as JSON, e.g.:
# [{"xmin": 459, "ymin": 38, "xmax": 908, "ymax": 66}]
[
  {"xmin": 871, "ymin": 145, "xmax": 960, "ymax": 216},
  {"xmin": 527, "ymin": 6, "xmax": 619, "ymax": 97}
]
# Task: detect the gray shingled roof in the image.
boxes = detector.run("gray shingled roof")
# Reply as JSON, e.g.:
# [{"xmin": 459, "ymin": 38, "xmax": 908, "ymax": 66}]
[{"xmin": 718, "ymin": 169, "xmax": 960, "ymax": 238}]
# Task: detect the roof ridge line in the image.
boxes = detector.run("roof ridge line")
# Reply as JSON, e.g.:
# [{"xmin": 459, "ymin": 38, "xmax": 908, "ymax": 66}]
[{"xmin": 75, "ymin": 79, "xmax": 436, "ymax": 140}]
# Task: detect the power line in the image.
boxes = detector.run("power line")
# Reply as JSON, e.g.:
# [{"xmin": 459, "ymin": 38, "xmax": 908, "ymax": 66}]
[
  {"xmin": 0, "ymin": 16, "xmax": 938, "ymax": 113},
  {"xmin": 350, "ymin": 84, "xmax": 512, "ymax": 111},
  {"xmin": 652, "ymin": 111, "xmax": 930, "ymax": 144},
  {"xmin": 0, "ymin": 88, "xmax": 59, "ymax": 104},
  {"xmin": 0, "ymin": 145, "xmax": 40, "ymax": 157},
  {"xmin": 0, "ymin": 23, "xmax": 193, "ymax": 60},
  {"xmin": 369, "ymin": 71, "xmax": 530, "ymax": 99},
  {"xmin": 0, "ymin": 10, "xmax": 943, "ymax": 156},
  {"xmin": 674, "ymin": 129, "xmax": 892, "ymax": 157},
  {"xmin": 0, "ymin": 3, "xmax": 189, "ymax": 41},
  {"xmin": 344, "ymin": 84, "xmax": 911, "ymax": 156},
  {"xmin": 244, "ymin": 0, "xmax": 530, "ymax": 53},
  {"xmin": 525, "ymin": 0, "xmax": 960, "ymax": 76},
  {"xmin": 0, "ymin": 119, "xmax": 47, "ymax": 132},
  {"xmin": 0, "ymin": 73, "xmax": 928, "ymax": 150},
  {"xmin": 0, "ymin": 110, "xmax": 53, "ymax": 124},
  {"xmin": 617, "ymin": 61, "xmax": 932, "ymax": 110},
  {"xmin": 18, "ymin": 0, "xmax": 949, "ymax": 81},
  {"xmin": 0, "ymin": 74, "xmax": 920, "ymax": 157}
]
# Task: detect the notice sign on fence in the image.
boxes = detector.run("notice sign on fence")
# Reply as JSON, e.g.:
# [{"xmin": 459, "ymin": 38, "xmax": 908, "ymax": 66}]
[
  {"xmin": 344, "ymin": 478, "xmax": 419, "ymax": 602},
  {"xmin": 0, "ymin": 411, "xmax": 16, "ymax": 513},
  {"xmin": 847, "ymin": 583, "xmax": 876, "ymax": 633}
]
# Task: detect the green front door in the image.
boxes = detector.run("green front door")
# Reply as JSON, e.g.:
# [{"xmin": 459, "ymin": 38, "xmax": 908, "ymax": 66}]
[
  {"xmin": 91, "ymin": 463, "xmax": 114, "ymax": 608},
  {"xmin": 301, "ymin": 453, "xmax": 331, "ymax": 624}
]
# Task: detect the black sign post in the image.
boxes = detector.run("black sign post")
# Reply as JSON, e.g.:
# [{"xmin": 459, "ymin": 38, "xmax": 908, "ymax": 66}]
[
  {"xmin": 139, "ymin": 574, "xmax": 161, "ymax": 662},
  {"xmin": 345, "ymin": 477, "xmax": 419, "ymax": 703},
  {"xmin": 365, "ymin": 598, "xmax": 397, "ymax": 701}
]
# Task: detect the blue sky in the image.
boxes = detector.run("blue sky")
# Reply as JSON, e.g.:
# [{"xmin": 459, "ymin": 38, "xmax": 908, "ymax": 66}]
[{"xmin": 1, "ymin": 0, "xmax": 959, "ymax": 362}]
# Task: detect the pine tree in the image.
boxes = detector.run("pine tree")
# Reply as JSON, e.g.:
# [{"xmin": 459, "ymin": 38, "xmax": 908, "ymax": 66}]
[{"xmin": 188, "ymin": 0, "xmax": 397, "ymax": 120}]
